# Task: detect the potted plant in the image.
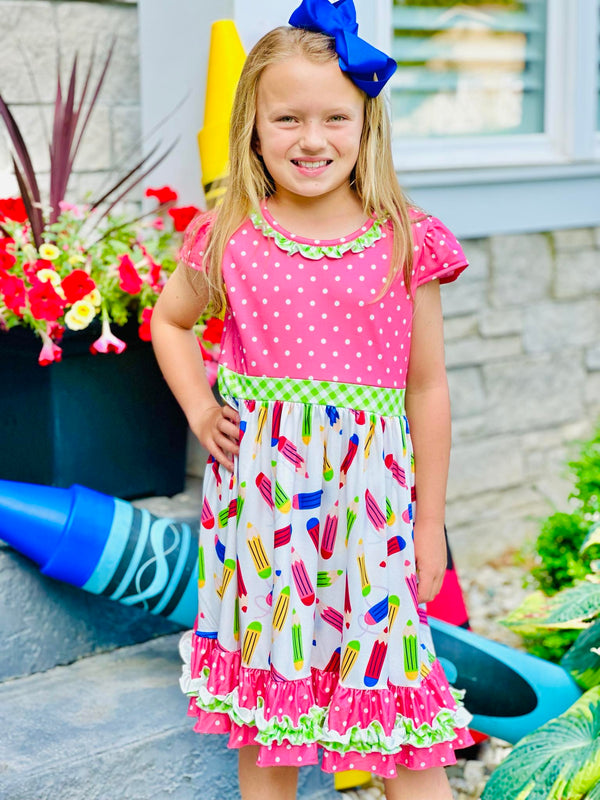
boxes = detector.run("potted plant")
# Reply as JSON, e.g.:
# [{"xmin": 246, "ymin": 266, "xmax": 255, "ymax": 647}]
[{"xmin": 0, "ymin": 45, "xmax": 220, "ymax": 498}]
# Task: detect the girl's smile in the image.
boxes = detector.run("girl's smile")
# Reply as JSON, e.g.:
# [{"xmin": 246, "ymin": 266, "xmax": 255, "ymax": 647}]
[{"xmin": 254, "ymin": 56, "xmax": 365, "ymax": 217}]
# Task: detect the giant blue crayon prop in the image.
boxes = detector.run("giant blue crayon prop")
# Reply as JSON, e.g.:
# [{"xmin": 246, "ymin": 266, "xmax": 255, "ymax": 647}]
[
  {"xmin": 0, "ymin": 479, "xmax": 197, "ymax": 627},
  {"xmin": 0, "ymin": 479, "xmax": 583, "ymax": 743}
]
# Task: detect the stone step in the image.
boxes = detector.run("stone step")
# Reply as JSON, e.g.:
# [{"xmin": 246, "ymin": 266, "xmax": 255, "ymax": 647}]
[
  {"xmin": 0, "ymin": 635, "xmax": 338, "ymax": 800},
  {"xmin": 0, "ymin": 543, "xmax": 182, "ymax": 682}
]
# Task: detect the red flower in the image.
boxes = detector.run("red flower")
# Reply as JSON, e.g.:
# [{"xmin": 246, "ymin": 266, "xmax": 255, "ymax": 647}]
[
  {"xmin": 0, "ymin": 197, "xmax": 28, "ymax": 223},
  {"xmin": 0, "ymin": 238, "xmax": 16, "ymax": 272},
  {"xmin": 38, "ymin": 332, "xmax": 63, "ymax": 366},
  {"xmin": 24, "ymin": 259, "xmax": 55, "ymax": 281},
  {"xmin": 118, "ymin": 254, "xmax": 143, "ymax": 294},
  {"xmin": 0, "ymin": 274, "xmax": 27, "ymax": 314},
  {"xmin": 169, "ymin": 205, "xmax": 200, "ymax": 232},
  {"xmin": 203, "ymin": 316, "xmax": 224, "ymax": 344},
  {"xmin": 90, "ymin": 318, "xmax": 127, "ymax": 355},
  {"xmin": 28, "ymin": 279, "xmax": 66, "ymax": 321},
  {"xmin": 138, "ymin": 307, "xmax": 153, "ymax": 342},
  {"xmin": 61, "ymin": 269, "xmax": 96, "ymax": 304},
  {"xmin": 145, "ymin": 186, "xmax": 178, "ymax": 205}
]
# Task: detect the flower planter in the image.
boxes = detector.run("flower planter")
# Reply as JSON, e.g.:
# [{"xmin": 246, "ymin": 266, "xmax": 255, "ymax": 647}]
[{"xmin": 1, "ymin": 321, "xmax": 188, "ymax": 499}]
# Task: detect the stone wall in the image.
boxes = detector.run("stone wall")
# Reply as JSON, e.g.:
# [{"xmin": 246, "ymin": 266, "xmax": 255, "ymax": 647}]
[
  {"xmin": 444, "ymin": 228, "xmax": 600, "ymax": 567},
  {"xmin": 2, "ymin": 0, "xmax": 599, "ymax": 571},
  {"xmin": 0, "ymin": 0, "xmax": 139, "ymax": 201}
]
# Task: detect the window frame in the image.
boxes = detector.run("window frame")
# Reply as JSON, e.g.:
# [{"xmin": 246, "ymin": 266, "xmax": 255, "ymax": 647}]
[
  {"xmin": 361, "ymin": 0, "xmax": 600, "ymax": 235},
  {"xmin": 377, "ymin": 0, "xmax": 600, "ymax": 170}
]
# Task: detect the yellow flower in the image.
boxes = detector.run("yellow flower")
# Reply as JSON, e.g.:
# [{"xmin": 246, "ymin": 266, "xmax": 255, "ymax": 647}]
[
  {"xmin": 85, "ymin": 288, "xmax": 102, "ymax": 307},
  {"xmin": 68, "ymin": 254, "xmax": 86, "ymax": 266},
  {"xmin": 65, "ymin": 299, "xmax": 97, "ymax": 331},
  {"xmin": 36, "ymin": 269, "xmax": 66, "ymax": 298},
  {"xmin": 38, "ymin": 243, "xmax": 61, "ymax": 261}
]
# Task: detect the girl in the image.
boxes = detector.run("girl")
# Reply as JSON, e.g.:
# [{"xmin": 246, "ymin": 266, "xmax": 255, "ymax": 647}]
[{"xmin": 152, "ymin": 1, "xmax": 473, "ymax": 797}]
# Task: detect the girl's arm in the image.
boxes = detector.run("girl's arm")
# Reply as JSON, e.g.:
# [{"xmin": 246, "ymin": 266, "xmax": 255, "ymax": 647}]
[
  {"xmin": 151, "ymin": 265, "xmax": 240, "ymax": 472},
  {"xmin": 405, "ymin": 279, "xmax": 450, "ymax": 604}
]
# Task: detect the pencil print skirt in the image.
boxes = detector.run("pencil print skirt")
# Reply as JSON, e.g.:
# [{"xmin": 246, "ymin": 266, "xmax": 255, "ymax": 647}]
[{"xmin": 180, "ymin": 366, "xmax": 473, "ymax": 778}]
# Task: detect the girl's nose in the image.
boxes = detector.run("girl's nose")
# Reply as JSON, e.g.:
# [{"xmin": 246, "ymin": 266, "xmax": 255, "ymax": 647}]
[{"xmin": 299, "ymin": 121, "xmax": 325, "ymax": 151}]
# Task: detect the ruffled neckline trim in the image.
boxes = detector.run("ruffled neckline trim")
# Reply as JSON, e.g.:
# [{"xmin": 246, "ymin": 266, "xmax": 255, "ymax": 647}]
[{"xmin": 250, "ymin": 204, "xmax": 387, "ymax": 259}]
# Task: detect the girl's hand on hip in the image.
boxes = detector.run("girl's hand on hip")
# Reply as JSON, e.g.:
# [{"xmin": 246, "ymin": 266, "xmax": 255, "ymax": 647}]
[
  {"xmin": 192, "ymin": 404, "xmax": 240, "ymax": 473},
  {"xmin": 413, "ymin": 521, "xmax": 447, "ymax": 604}
]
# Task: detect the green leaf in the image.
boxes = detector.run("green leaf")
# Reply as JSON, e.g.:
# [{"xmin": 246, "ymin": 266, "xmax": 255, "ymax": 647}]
[
  {"xmin": 561, "ymin": 620, "xmax": 600, "ymax": 690},
  {"xmin": 482, "ymin": 686, "xmax": 600, "ymax": 800},
  {"xmin": 583, "ymin": 778, "xmax": 600, "ymax": 800},
  {"xmin": 502, "ymin": 590, "xmax": 555, "ymax": 636},
  {"xmin": 542, "ymin": 579, "xmax": 600, "ymax": 628},
  {"xmin": 581, "ymin": 521, "xmax": 600, "ymax": 555}
]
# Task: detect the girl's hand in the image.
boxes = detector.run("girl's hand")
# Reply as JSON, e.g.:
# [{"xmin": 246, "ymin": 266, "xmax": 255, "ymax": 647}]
[
  {"xmin": 413, "ymin": 521, "xmax": 447, "ymax": 604},
  {"xmin": 192, "ymin": 404, "xmax": 241, "ymax": 473}
]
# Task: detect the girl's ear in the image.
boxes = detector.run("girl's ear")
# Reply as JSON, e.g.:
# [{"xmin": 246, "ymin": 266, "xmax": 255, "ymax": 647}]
[{"xmin": 253, "ymin": 132, "xmax": 262, "ymax": 156}]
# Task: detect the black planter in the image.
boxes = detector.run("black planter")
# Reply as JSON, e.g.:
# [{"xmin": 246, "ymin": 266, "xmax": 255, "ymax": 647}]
[{"xmin": 0, "ymin": 320, "xmax": 188, "ymax": 499}]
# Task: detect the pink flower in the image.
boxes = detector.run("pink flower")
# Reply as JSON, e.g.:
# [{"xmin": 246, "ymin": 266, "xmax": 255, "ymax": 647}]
[
  {"xmin": 117, "ymin": 254, "xmax": 143, "ymax": 294},
  {"xmin": 151, "ymin": 218, "xmax": 165, "ymax": 230},
  {"xmin": 58, "ymin": 201, "xmax": 87, "ymax": 219},
  {"xmin": 38, "ymin": 331, "xmax": 63, "ymax": 366},
  {"xmin": 90, "ymin": 318, "xmax": 127, "ymax": 355}
]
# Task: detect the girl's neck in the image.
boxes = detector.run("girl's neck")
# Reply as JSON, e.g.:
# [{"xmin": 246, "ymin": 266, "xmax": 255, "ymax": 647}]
[{"xmin": 266, "ymin": 192, "xmax": 367, "ymax": 240}]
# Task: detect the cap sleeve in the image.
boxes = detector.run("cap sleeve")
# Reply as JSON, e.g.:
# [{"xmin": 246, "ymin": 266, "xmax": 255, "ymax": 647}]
[
  {"xmin": 413, "ymin": 216, "xmax": 468, "ymax": 289},
  {"xmin": 178, "ymin": 211, "xmax": 214, "ymax": 272}
]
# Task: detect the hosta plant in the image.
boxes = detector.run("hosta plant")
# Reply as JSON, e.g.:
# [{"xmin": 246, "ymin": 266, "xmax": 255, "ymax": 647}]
[{"xmin": 484, "ymin": 532, "xmax": 600, "ymax": 799}]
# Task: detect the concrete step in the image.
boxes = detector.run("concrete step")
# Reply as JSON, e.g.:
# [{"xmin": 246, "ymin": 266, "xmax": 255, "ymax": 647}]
[{"xmin": 0, "ymin": 635, "xmax": 338, "ymax": 800}]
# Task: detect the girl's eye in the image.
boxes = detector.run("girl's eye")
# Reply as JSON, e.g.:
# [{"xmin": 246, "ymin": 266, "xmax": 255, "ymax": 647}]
[
  {"xmin": 329, "ymin": 115, "xmax": 347, "ymax": 122},
  {"xmin": 278, "ymin": 116, "xmax": 296, "ymax": 123}
]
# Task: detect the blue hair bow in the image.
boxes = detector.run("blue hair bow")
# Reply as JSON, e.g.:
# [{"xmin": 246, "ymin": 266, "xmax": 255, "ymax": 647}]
[{"xmin": 288, "ymin": 0, "xmax": 397, "ymax": 97}]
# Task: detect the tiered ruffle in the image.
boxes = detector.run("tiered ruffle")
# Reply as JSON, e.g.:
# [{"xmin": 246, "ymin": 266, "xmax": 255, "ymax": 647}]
[{"xmin": 180, "ymin": 632, "xmax": 472, "ymax": 778}]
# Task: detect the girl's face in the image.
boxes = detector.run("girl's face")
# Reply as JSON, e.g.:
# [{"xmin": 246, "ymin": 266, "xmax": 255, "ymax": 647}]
[{"xmin": 254, "ymin": 56, "xmax": 365, "ymax": 212}]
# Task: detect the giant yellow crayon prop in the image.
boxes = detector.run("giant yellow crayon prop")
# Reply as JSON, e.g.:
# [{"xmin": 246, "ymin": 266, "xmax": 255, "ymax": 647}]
[{"xmin": 198, "ymin": 20, "xmax": 245, "ymax": 208}]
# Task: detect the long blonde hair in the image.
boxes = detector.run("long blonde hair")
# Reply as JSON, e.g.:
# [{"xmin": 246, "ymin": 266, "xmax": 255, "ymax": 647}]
[{"xmin": 201, "ymin": 26, "xmax": 414, "ymax": 314}]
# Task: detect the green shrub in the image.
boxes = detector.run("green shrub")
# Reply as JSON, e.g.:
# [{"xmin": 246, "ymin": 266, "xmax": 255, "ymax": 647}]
[
  {"xmin": 532, "ymin": 511, "xmax": 594, "ymax": 595},
  {"xmin": 530, "ymin": 423, "xmax": 600, "ymax": 597}
]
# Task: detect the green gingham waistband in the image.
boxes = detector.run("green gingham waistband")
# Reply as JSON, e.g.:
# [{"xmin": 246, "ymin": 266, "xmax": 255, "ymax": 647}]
[{"xmin": 218, "ymin": 365, "xmax": 406, "ymax": 417}]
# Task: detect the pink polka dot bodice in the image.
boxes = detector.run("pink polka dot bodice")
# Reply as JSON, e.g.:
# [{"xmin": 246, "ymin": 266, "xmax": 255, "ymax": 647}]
[{"xmin": 182, "ymin": 204, "xmax": 467, "ymax": 390}]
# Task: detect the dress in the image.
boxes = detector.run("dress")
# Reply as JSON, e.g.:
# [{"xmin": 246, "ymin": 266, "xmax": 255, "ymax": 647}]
[{"xmin": 178, "ymin": 203, "xmax": 473, "ymax": 778}]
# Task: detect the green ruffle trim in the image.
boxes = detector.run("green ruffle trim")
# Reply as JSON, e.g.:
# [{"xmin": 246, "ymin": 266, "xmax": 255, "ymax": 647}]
[
  {"xmin": 187, "ymin": 666, "xmax": 471, "ymax": 755},
  {"xmin": 249, "ymin": 211, "xmax": 387, "ymax": 260}
]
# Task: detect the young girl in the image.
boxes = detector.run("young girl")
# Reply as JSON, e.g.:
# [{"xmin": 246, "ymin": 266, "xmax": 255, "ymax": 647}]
[{"xmin": 152, "ymin": 1, "xmax": 473, "ymax": 797}]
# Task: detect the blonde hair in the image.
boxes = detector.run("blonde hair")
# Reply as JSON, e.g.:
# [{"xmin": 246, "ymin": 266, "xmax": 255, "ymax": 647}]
[{"xmin": 201, "ymin": 26, "xmax": 414, "ymax": 314}]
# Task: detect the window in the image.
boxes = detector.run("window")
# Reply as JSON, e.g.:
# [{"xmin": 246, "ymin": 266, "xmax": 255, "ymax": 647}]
[{"xmin": 391, "ymin": 0, "xmax": 547, "ymax": 138}]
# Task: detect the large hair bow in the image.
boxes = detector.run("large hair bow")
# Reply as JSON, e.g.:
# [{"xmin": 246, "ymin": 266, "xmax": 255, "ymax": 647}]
[{"xmin": 289, "ymin": 0, "xmax": 397, "ymax": 97}]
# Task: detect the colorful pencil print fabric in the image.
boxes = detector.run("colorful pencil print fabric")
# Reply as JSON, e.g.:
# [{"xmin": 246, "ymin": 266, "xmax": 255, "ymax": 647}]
[{"xmin": 179, "ymin": 209, "xmax": 472, "ymax": 777}]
